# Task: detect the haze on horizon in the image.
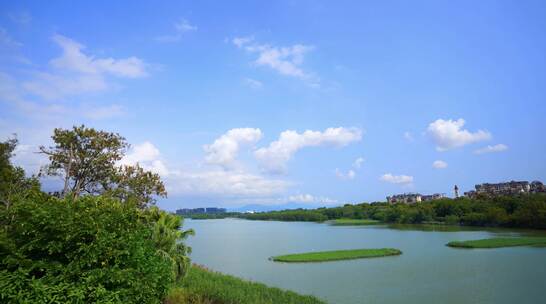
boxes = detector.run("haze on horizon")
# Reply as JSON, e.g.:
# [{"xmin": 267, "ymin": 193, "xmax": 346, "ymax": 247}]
[{"xmin": 1, "ymin": 0, "xmax": 545, "ymax": 211}]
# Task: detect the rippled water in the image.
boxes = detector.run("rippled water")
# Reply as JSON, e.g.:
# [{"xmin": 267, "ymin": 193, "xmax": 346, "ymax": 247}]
[{"xmin": 185, "ymin": 218, "xmax": 546, "ymax": 304}]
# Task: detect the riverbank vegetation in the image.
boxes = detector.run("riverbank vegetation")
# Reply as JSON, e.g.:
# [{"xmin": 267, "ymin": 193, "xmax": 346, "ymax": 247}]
[
  {"xmin": 447, "ymin": 237, "xmax": 546, "ymax": 248},
  {"xmin": 240, "ymin": 194, "xmax": 546, "ymax": 229},
  {"xmin": 329, "ymin": 219, "xmax": 382, "ymax": 225},
  {"xmin": 165, "ymin": 265, "xmax": 325, "ymax": 304},
  {"xmin": 272, "ymin": 248, "xmax": 402, "ymax": 262}
]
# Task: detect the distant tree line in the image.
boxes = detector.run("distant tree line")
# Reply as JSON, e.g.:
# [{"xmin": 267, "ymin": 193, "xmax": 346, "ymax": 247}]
[{"xmin": 239, "ymin": 194, "xmax": 546, "ymax": 229}]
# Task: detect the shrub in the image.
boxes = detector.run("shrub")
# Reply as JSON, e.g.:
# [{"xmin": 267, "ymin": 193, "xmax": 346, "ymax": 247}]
[{"xmin": 0, "ymin": 192, "xmax": 174, "ymax": 303}]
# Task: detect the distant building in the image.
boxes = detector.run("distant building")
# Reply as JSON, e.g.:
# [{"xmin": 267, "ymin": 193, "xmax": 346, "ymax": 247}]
[
  {"xmin": 454, "ymin": 185, "xmax": 459, "ymax": 198},
  {"xmin": 464, "ymin": 180, "xmax": 545, "ymax": 198},
  {"xmin": 421, "ymin": 193, "xmax": 446, "ymax": 201}
]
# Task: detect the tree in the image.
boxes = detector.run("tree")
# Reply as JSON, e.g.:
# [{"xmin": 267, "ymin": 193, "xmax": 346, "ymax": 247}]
[
  {"xmin": 107, "ymin": 164, "xmax": 167, "ymax": 208},
  {"xmin": 0, "ymin": 137, "xmax": 40, "ymax": 208},
  {"xmin": 40, "ymin": 125, "xmax": 128, "ymax": 198}
]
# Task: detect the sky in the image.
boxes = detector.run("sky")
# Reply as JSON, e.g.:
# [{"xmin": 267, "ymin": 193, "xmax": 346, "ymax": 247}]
[{"xmin": 1, "ymin": 0, "xmax": 545, "ymax": 211}]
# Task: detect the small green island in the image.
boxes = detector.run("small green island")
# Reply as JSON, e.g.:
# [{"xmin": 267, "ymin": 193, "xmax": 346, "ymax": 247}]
[
  {"xmin": 271, "ymin": 248, "xmax": 402, "ymax": 263},
  {"xmin": 447, "ymin": 237, "xmax": 546, "ymax": 249},
  {"xmin": 329, "ymin": 219, "xmax": 382, "ymax": 226}
]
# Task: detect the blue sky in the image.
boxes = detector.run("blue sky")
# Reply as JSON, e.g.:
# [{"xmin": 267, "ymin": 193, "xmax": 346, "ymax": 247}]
[{"xmin": 1, "ymin": 0, "xmax": 545, "ymax": 210}]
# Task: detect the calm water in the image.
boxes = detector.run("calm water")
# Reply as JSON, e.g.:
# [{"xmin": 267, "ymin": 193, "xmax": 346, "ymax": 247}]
[{"xmin": 185, "ymin": 219, "xmax": 546, "ymax": 304}]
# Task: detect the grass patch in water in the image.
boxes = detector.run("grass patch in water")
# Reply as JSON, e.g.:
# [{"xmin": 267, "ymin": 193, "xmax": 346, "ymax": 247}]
[
  {"xmin": 329, "ymin": 219, "xmax": 382, "ymax": 226},
  {"xmin": 447, "ymin": 237, "xmax": 546, "ymax": 249},
  {"xmin": 271, "ymin": 248, "xmax": 402, "ymax": 263}
]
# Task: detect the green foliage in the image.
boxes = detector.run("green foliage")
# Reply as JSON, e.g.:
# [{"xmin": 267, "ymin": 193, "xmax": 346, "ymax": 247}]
[
  {"xmin": 39, "ymin": 125, "xmax": 129, "ymax": 198},
  {"xmin": 140, "ymin": 207, "xmax": 195, "ymax": 280},
  {"xmin": 0, "ymin": 137, "xmax": 40, "ymax": 208},
  {"xmin": 108, "ymin": 164, "xmax": 166, "ymax": 208},
  {"xmin": 165, "ymin": 265, "xmax": 326, "ymax": 304},
  {"xmin": 329, "ymin": 219, "xmax": 381, "ymax": 225},
  {"xmin": 447, "ymin": 237, "xmax": 546, "ymax": 248},
  {"xmin": 272, "ymin": 248, "xmax": 402, "ymax": 262},
  {"xmin": 39, "ymin": 125, "xmax": 166, "ymax": 207},
  {"xmin": 0, "ymin": 193, "xmax": 174, "ymax": 303},
  {"xmin": 239, "ymin": 194, "xmax": 546, "ymax": 229}
]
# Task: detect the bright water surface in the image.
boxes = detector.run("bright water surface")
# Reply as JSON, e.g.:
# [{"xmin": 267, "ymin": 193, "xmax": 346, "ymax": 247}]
[{"xmin": 185, "ymin": 218, "xmax": 546, "ymax": 304}]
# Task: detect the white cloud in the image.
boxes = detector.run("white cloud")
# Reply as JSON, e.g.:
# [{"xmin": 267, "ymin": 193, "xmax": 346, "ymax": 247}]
[
  {"xmin": 23, "ymin": 34, "xmax": 147, "ymax": 100},
  {"xmin": 335, "ymin": 168, "xmax": 356, "ymax": 180},
  {"xmin": 404, "ymin": 131, "xmax": 414, "ymax": 142},
  {"xmin": 432, "ymin": 160, "xmax": 448, "ymax": 169},
  {"xmin": 255, "ymin": 127, "xmax": 362, "ymax": 173},
  {"xmin": 474, "ymin": 144, "xmax": 508, "ymax": 155},
  {"xmin": 156, "ymin": 19, "xmax": 197, "ymax": 42},
  {"xmin": 243, "ymin": 77, "xmax": 263, "ymax": 89},
  {"xmin": 168, "ymin": 169, "xmax": 289, "ymax": 198},
  {"xmin": 50, "ymin": 34, "xmax": 147, "ymax": 78},
  {"xmin": 427, "ymin": 118, "xmax": 491, "ymax": 151},
  {"xmin": 232, "ymin": 36, "xmax": 317, "ymax": 84},
  {"xmin": 119, "ymin": 142, "xmax": 168, "ymax": 175},
  {"xmin": 287, "ymin": 193, "xmax": 338, "ymax": 204},
  {"xmin": 353, "ymin": 157, "xmax": 364, "ymax": 169},
  {"xmin": 204, "ymin": 128, "xmax": 263, "ymax": 168},
  {"xmin": 380, "ymin": 173, "xmax": 414, "ymax": 185}
]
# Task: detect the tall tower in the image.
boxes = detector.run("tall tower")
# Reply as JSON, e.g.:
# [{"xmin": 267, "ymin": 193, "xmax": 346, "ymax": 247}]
[{"xmin": 454, "ymin": 185, "xmax": 459, "ymax": 198}]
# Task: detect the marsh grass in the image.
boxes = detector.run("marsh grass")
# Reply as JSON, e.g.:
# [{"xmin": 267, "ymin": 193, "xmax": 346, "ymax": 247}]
[
  {"xmin": 165, "ymin": 265, "xmax": 325, "ymax": 304},
  {"xmin": 447, "ymin": 237, "xmax": 546, "ymax": 248},
  {"xmin": 271, "ymin": 248, "xmax": 402, "ymax": 263},
  {"xmin": 329, "ymin": 219, "xmax": 382, "ymax": 226}
]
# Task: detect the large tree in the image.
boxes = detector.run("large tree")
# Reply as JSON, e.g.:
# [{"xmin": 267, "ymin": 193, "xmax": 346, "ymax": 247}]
[{"xmin": 40, "ymin": 125, "xmax": 166, "ymax": 207}]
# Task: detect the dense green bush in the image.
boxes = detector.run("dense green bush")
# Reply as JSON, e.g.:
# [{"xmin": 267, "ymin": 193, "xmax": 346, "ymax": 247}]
[{"xmin": 0, "ymin": 192, "xmax": 174, "ymax": 303}]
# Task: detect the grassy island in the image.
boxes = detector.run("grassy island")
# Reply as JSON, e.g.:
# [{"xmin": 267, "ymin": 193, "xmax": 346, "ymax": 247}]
[
  {"xmin": 447, "ymin": 237, "xmax": 546, "ymax": 248},
  {"xmin": 271, "ymin": 248, "xmax": 402, "ymax": 263},
  {"xmin": 330, "ymin": 219, "xmax": 382, "ymax": 225},
  {"xmin": 166, "ymin": 265, "xmax": 325, "ymax": 304}
]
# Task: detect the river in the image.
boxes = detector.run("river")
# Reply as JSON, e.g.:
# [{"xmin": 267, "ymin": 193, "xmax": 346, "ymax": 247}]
[{"xmin": 185, "ymin": 218, "xmax": 546, "ymax": 304}]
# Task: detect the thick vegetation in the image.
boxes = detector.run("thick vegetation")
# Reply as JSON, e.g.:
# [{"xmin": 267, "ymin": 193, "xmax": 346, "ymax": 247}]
[
  {"xmin": 272, "ymin": 248, "xmax": 402, "ymax": 262},
  {"xmin": 329, "ymin": 219, "xmax": 382, "ymax": 226},
  {"xmin": 241, "ymin": 196, "xmax": 546, "ymax": 229},
  {"xmin": 165, "ymin": 265, "xmax": 326, "ymax": 304},
  {"xmin": 447, "ymin": 237, "xmax": 546, "ymax": 248}
]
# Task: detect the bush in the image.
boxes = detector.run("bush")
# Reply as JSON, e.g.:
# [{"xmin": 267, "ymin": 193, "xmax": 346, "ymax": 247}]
[{"xmin": 0, "ymin": 192, "xmax": 174, "ymax": 303}]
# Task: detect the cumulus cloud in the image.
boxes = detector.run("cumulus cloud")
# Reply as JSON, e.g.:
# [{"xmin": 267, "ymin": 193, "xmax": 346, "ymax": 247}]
[
  {"xmin": 167, "ymin": 170, "xmax": 289, "ymax": 198},
  {"xmin": 474, "ymin": 144, "xmax": 508, "ymax": 155},
  {"xmin": 204, "ymin": 128, "xmax": 263, "ymax": 168},
  {"xmin": 380, "ymin": 173, "xmax": 413, "ymax": 185},
  {"xmin": 156, "ymin": 19, "xmax": 197, "ymax": 42},
  {"xmin": 432, "ymin": 160, "xmax": 448, "ymax": 169},
  {"xmin": 255, "ymin": 127, "xmax": 362, "ymax": 173},
  {"xmin": 119, "ymin": 141, "xmax": 168, "ymax": 175},
  {"xmin": 232, "ymin": 36, "xmax": 318, "ymax": 85},
  {"xmin": 427, "ymin": 118, "xmax": 491, "ymax": 151},
  {"xmin": 22, "ymin": 34, "xmax": 147, "ymax": 99}
]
